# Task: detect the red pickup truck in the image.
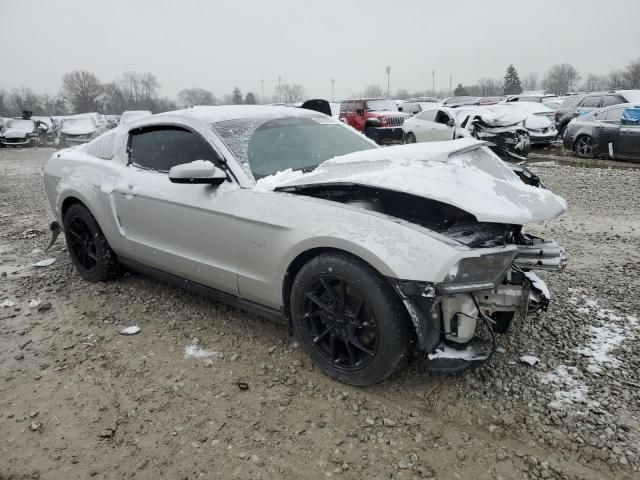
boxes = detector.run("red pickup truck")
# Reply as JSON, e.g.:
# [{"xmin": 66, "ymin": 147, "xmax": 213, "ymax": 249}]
[{"xmin": 339, "ymin": 98, "xmax": 409, "ymax": 144}]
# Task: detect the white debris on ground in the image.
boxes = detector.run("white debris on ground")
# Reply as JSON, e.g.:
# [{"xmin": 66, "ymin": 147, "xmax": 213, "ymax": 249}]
[
  {"xmin": 28, "ymin": 298, "xmax": 41, "ymax": 308},
  {"xmin": 184, "ymin": 341, "xmax": 215, "ymax": 359},
  {"xmin": 119, "ymin": 325, "xmax": 141, "ymax": 335},
  {"xmin": 519, "ymin": 355, "xmax": 539, "ymax": 366},
  {"xmin": 428, "ymin": 345, "xmax": 488, "ymax": 361},
  {"xmin": 31, "ymin": 257, "xmax": 56, "ymax": 267},
  {"xmin": 1, "ymin": 299, "xmax": 15, "ymax": 308}
]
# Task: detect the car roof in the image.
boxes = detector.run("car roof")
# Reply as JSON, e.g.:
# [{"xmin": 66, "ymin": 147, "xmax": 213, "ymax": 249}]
[{"xmin": 155, "ymin": 105, "xmax": 323, "ymax": 124}]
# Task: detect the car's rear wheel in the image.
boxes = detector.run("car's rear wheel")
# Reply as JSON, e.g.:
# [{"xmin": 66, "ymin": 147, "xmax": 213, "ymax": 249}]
[
  {"xmin": 404, "ymin": 132, "xmax": 416, "ymax": 144},
  {"xmin": 574, "ymin": 135, "xmax": 595, "ymax": 159},
  {"xmin": 290, "ymin": 252, "xmax": 411, "ymax": 386},
  {"xmin": 62, "ymin": 203, "xmax": 118, "ymax": 282}
]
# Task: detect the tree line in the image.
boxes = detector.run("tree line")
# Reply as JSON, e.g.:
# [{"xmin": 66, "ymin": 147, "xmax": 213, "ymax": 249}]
[
  {"xmin": 2, "ymin": 58, "xmax": 639, "ymax": 117},
  {"xmin": 0, "ymin": 70, "xmax": 307, "ymax": 117}
]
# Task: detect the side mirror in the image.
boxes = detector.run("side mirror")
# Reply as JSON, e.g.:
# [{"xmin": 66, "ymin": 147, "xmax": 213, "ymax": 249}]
[
  {"xmin": 447, "ymin": 119, "xmax": 455, "ymax": 127},
  {"xmin": 169, "ymin": 161, "xmax": 227, "ymax": 185},
  {"xmin": 356, "ymin": 108, "xmax": 363, "ymax": 116}
]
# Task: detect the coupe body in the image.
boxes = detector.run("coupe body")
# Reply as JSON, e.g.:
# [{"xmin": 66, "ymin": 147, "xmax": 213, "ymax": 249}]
[{"xmin": 44, "ymin": 105, "xmax": 567, "ymax": 385}]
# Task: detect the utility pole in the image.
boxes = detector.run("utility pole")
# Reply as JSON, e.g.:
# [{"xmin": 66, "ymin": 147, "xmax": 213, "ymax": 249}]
[
  {"xmin": 385, "ymin": 66, "xmax": 391, "ymax": 97},
  {"xmin": 278, "ymin": 76, "xmax": 282, "ymax": 103},
  {"xmin": 432, "ymin": 70, "xmax": 435, "ymax": 97},
  {"xmin": 260, "ymin": 79, "xmax": 264, "ymax": 104},
  {"xmin": 331, "ymin": 78, "xmax": 335, "ymax": 102}
]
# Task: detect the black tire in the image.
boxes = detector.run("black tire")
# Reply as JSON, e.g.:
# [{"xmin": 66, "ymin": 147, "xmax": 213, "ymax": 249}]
[
  {"xmin": 574, "ymin": 135, "xmax": 595, "ymax": 159},
  {"xmin": 364, "ymin": 127, "xmax": 379, "ymax": 144},
  {"xmin": 62, "ymin": 203, "xmax": 118, "ymax": 282},
  {"xmin": 404, "ymin": 132, "xmax": 416, "ymax": 144},
  {"xmin": 290, "ymin": 252, "xmax": 411, "ymax": 386}
]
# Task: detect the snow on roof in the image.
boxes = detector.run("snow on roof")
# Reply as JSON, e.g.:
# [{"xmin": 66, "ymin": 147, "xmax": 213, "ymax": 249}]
[{"xmin": 158, "ymin": 105, "xmax": 320, "ymax": 124}]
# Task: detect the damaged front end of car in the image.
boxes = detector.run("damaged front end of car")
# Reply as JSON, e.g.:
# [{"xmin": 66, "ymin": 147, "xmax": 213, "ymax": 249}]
[
  {"xmin": 390, "ymin": 227, "xmax": 566, "ymax": 373},
  {"xmin": 279, "ymin": 182, "xmax": 566, "ymax": 374}
]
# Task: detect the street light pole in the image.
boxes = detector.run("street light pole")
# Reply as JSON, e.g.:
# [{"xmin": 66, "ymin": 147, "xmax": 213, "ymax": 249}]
[
  {"xmin": 331, "ymin": 78, "xmax": 335, "ymax": 102},
  {"xmin": 278, "ymin": 76, "xmax": 282, "ymax": 103},
  {"xmin": 432, "ymin": 70, "xmax": 435, "ymax": 97},
  {"xmin": 385, "ymin": 66, "xmax": 391, "ymax": 97}
]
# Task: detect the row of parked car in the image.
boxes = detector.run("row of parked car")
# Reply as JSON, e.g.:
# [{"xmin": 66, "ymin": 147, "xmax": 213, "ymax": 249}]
[
  {"xmin": 0, "ymin": 110, "xmax": 151, "ymax": 148},
  {"xmin": 336, "ymin": 90, "xmax": 640, "ymax": 162}
]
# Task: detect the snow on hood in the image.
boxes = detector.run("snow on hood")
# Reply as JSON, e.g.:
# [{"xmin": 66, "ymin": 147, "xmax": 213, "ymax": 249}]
[
  {"xmin": 2, "ymin": 128, "xmax": 32, "ymax": 139},
  {"xmin": 456, "ymin": 108, "xmax": 526, "ymax": 127},
  {"xmin": 61, "ymin": 126, "xmax": 95, "ymax": 135},
  {"xmin": 261, "ymin": 139, "xmax": 567, "ymax": 225}
]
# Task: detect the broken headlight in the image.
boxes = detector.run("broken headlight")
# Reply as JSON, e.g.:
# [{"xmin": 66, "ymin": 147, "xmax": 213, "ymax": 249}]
[{"xmin": 438, "ymin": 250, "xmax": 516, "ymax": 294}]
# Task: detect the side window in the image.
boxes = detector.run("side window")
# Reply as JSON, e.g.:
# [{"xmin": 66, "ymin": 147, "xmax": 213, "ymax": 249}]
[
  {"xmin": 128, "ymin": 126, "xmax": 222, "ymax": 172},
  {"xmin": 354, "ymin": 101, "xmax": 364, "ymax": 114},
  {"xmin": 417, "ymin": 110, "xmax": 437, "ymax": 122},
  {"xmin": 582, "ymin": 96, "xmax": 601, "ymax": 108},
  {"xmin": 603, "ymin": 106, "xmax": 627, "ymax": 122},
  {"xmin": 602, "ymin": 95, "xmax": 623, "ymax": 107},
  {"xmin": 347, "ymin": 101, "xmax": 355, "ymax": 113},
  {"xmin": 340, "ymin": 102, "xmax": 347, "ymax": 114},
  {"xmin": 435, "ymin": 110, "xmax": 452, "ymax": 125}
]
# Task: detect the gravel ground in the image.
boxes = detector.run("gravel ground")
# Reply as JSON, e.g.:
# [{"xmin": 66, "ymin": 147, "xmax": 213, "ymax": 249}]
[{"xmin": 1, "ymin": 147, "xmax": 639, "ymax": 480}]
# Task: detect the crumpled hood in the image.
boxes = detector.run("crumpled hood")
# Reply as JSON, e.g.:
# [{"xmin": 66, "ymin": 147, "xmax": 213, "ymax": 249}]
[
  {"xmin": 524, "ymin": 114, "xmax": 551, "ymax": 129},
  {"xmin": 2, "ymin": 127, "xmax": 32, "ymax": 139},
  {"xmin": 266, "ymin": 139, "xmax": 567, "ymax": 225},
  {"xmin": 61, "ymin": 126, "xmax": 95, "ymax": 135}
]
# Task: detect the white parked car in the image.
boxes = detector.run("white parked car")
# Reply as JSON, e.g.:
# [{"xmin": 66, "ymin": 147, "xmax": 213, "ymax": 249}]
[
  {"xmin": 402, "ymin": 105, "xmax": 531, "ymax": 157},
  {"xmin": 492, "ymin": 102, "xmax": 558, "ymax": 145},
  {"xmin": 44, "ymin": 105, "xmax": 566, "ymax": 385},
  {"xmin": 59, "ymin": 115, "xmax": 110, "ymax": 147},
  {"xmin": 120, "ymin": 110, "xmax": 152, "ymax": 124}
]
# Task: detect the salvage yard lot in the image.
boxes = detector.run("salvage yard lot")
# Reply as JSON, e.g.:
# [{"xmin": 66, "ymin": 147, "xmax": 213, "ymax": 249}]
[{"xmin": 1, "ymin": 148, "xmax": 639, "ymax": 480}]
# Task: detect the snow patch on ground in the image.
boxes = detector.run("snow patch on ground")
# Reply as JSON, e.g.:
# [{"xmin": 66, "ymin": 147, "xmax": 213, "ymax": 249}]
[
  {"xmin": 184, "ymin": 341, "xmax": 215, "ymax": 359},
  {"xmin": 541, "ymin": 365, "xmax": 596, "ymax": 412},
  {"xmin": 428, "ymin": 345, "xmax": 488, "ymax": 361}
]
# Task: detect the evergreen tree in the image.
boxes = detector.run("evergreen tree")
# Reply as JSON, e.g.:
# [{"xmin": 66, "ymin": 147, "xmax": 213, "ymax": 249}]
[
  {"xmin": 231, "ymin": 87, "xmax": 243, "ymax": 104},
  {"xmin": 244, "ymin": 92, "xmax": 256, "ymax": 104},
  {"xmin": 503, "ymin": 64, "xmax": 523, "ymax": 95},
  {"xmin": 453, "ymin": 83, "xmax": 468, "ymax": 96}
]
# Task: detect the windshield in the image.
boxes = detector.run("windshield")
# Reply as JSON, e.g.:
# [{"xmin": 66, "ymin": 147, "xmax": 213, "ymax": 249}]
[
  {"xmin": 4, "ymin": 119, "xmax": 34, "ymax": 130},
  {"xmin": 63, "ymin": 118, "xmax": 94, "ymax": 129},
  {"xmin": 364, "ymin": 100, "xmax": 398, "ymax": 112},
  {"xmin": 621, "ymin": 91, "xmax": 640, "ymax": 104},
  {"xmin": 211, "ymin": 115, "xmax": 376, "ymax": 179}
]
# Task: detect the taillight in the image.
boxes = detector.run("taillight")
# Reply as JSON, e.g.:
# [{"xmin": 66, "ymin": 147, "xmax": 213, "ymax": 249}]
[{"xmin": 380, "ymin": 117, "xmax": 388, "ymax": 127}]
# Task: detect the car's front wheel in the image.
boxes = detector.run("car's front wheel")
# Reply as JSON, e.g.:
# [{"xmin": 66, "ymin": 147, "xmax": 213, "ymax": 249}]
[
  {"xmin": 290, "ymin": 252, "xmax": 411, "ymax": 386},
  {"xmin": 404, "ymin": 132, "xmax": 416, "ymax": 144},
  {"xmin": 62, "ymin": 203, "xmax": 118, "ymax": 282}
]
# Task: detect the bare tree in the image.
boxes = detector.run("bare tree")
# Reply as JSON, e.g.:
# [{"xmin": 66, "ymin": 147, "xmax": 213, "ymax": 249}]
[
  {"xmin": 477, "ymin": 78, "xmax": 501, "ymax": 96},
  {"xmin": 521, "ymin": 72, "xmax": 538, "ymax": 92},
  {"xmin": 178, "ymin": 88, "xmax": 217, "ymax": 107},
  {"xmin": 100, "ymin": 82, "xmax": 127, "ymax": 114},
  {"xmin": 361, "ymin": 84, "xmax": 384, "ymax": 98},
  {"xmin": 0, "ymin": 89, "xmax": 8, "ymax": 116},
  {"xmin": 624, "ymin": 58, "xmax": 640, "ymax": 89},
  {"xmin": 9, "ymin": 88, "xmax": 45, "ymax": 115},
  {"xmin": 543, "ymin": 64, "xmax": 580, "ymax": 95},
  {"xmin": 61, "ymin": 70, "xmax": 102, "ymax": 113},
  {"xmin": 274, "ymin": 84, "xmax": 306, "ymax": 103},
  {"xmin": 607, "ymin": 69, "xmax": 628, "ymax": 90},
  {"xmin": 582, "ymin": 74, "xmax": 608, "ymax": 92},
  {"xmin": 394, "ymin": 89, "xmax": 410, "ymax": 100}
]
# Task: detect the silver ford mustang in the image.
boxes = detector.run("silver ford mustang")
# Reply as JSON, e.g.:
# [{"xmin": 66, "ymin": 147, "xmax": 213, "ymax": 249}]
[{"xmin": 44, "ymin": 105, "xmax": 567, "ymax": 385}]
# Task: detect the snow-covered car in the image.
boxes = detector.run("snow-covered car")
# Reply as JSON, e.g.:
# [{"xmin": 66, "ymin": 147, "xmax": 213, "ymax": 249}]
[
  {"xmin": 402, "ymin": 105, "xmax": 531, "ymax": 158},
  {"xmin": 120, "ymin": 110, "xmax": 152, "ymax": 124},
  {"xmin": 0, "ymin": 118, "xmax": 41, "ymax": 147},
  {"xmin": 59, "ymin": 115, "xmax": 108, "ymax": 147},
  {"xmin": 44, "ymin": 105, "xmax": 567, "ymax": 385},
  {"xmin": 489, "ymin": 103, "xmax": 557, "ymax": 145}
]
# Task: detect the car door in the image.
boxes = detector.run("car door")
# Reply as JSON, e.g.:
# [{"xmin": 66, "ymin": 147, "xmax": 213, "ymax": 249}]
[
  {"xmin": 617, "ymin": 107, "xmax": 640, "ymax": 159},
  {"xmin": 111, "ymin": 124, "xmax": 241, "ymax": 295},
  {"xmin": 352, "ymin": 100, "xmax": 365, "ymax": 131},
  {"xmin": 411, "ymin": 110, "xmax": 437, "ymax": 142},
  {"xmin": 592, "ymin": 107, "xmax": 624, "ymax": 158},
  {"xmin": 431, "ymin": 110, "xmax": 456, "ymax": 140}
]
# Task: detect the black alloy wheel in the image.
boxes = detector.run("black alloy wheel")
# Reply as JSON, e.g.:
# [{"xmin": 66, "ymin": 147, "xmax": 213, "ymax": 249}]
[
  {"xmin": 301, "ymin": 274, "xmax": 379, "ymax": 370},
  {"xmin": 290, "ymin": 252, "xmax": 411, "ymax": 386},
  {"xmin": 575, "ymin": 135, "xmax": 595, "ymax": 158}
]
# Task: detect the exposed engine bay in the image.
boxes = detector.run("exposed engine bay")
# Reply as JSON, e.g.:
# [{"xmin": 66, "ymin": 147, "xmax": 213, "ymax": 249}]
[{"xmin": 283, "ymin": 182, "xmax": 566, "ymax": 373}]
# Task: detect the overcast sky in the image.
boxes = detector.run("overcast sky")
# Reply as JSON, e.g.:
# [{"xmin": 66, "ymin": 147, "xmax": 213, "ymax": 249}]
[{"xmin": 2, "ymin": 0, "xmax": 639, "ymax": 100}]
